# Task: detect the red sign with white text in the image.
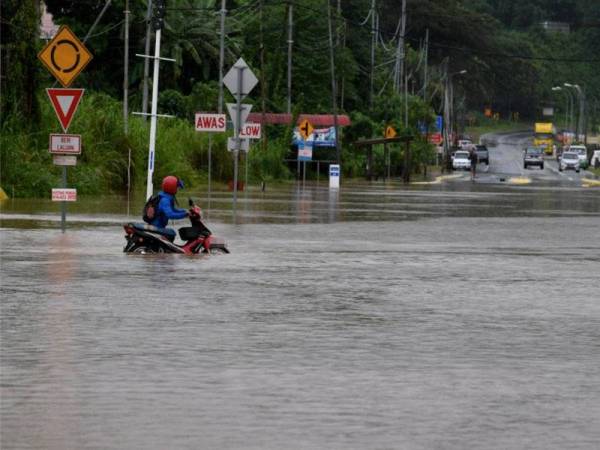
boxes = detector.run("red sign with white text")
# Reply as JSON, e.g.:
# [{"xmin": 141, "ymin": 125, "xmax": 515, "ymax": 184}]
[
  {"xmin": 195, "ymin": 113, "xmax": 226, "ymax": 132},
  {"xmin": 47, "ymin": 88, "xmax": 84, "ymax": 132}
]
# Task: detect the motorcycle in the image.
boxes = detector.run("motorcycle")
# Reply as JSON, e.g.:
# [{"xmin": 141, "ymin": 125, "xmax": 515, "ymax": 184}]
[{"xmin": 123, "ymin": 199, "xmax": 229, "ymax": 255}]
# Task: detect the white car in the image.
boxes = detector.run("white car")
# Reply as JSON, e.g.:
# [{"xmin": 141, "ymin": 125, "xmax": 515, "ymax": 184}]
[
  {"xmin": 559, "ymin": 151, "xmax": 581, "ymax": 173},
  {"xmin": 567, "ymin": 145, "xmax": 588, "ymax": 168},
  {"xmin": 452, "ymin": 151, "xmax": 471, "ymax": 170}
]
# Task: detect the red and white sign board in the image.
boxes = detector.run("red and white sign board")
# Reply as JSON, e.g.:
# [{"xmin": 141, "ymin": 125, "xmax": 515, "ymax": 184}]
[
  {"xmin": 52, "ymin": 188, "xmax": 77, "ymax": 202},
  {"xmin": 49, "ymin": 134, "xmax": 81, "ymax": 154},
  {"xmin": 240, "ymin": 122, "xmax": 261, "ymax": 139},
  {"xmin": 428, "ymin": 133, "xmax": 443, "ymax": 145},
  {"xmin": 47, "ymin": 88, "xmax": 84, "ymax": 132},
  {"xmin": 195, "ymin": 113, "xmax": 226, "ymax": 132}
]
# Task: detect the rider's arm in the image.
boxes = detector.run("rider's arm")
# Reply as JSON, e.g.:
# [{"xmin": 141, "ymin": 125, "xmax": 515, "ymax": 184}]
[{"xmin": 159, "ymin": 196, "xmax": 188, "ymax": 220}]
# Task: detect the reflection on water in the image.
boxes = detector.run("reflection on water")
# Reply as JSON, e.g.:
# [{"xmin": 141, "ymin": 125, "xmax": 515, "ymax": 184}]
[{"xmin": 1, "ymin": 182, "xmax": 599, "ymax": 450}]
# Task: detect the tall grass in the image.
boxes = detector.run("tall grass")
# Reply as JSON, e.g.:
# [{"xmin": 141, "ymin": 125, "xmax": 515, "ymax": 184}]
[{"xmin": 1, "ymin": 91, "xmax": 293, "ymax": 197}]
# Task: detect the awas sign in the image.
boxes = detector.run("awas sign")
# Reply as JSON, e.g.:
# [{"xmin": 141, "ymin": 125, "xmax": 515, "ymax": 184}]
[
  {"xmin": 195, "ymin": 113, "xmax": 226, "ymax": 132},
  {"xmin": 239, "ymin": 123, "xmax": 261, "ymax": 139},
  {"xmin": 52, "ymin": 188, "xmax": 77, "ymax": 201}
]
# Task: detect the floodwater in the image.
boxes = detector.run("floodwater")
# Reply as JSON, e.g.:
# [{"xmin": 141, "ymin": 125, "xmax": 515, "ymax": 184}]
[{"xmin": 1, "ymin": 180, "xmax": 599, "ymax": 450}]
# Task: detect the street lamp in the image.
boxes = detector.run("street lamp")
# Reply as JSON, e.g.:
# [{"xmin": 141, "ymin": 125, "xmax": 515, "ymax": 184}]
[
  {"xmin": 564, "ymin": 83, "xmax": 585, "ymax": 142},
  {"xmin": 552, "ymin": 86, "xmax": 570, "ymax": 132}
]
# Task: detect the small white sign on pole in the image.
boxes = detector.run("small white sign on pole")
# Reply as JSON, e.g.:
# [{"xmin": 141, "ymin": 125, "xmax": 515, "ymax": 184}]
[
  {"xmin": 239, "ymin": 122, "xmax": 261, "ymax": 139},
  {"xmin": 298, "ymin": 141, "xmax": 313, "ymax": 161},
  {"xmin": 53, "ymin": 155, "xmax": 77, "ymax": 166},
  {"xmin": 52, "ymin": 188, "xmax": 77, "ymax": 201},
  {"xmin": 195, "ymin": 113, "xmax": 226, "ymax": 132},
  {"xmin": 227, "ymin": 137, "xmax": 249, "ymax": 152},
  {"xmin": 329, "ymin": 164, "xmax": 340, "ymax": 189},
  {"xmin": 49, "ymin": 134, "xmax": 81, "ymax": 154}
]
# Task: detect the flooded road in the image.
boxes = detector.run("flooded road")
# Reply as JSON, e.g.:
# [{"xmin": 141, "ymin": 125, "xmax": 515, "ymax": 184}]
[{"xmin": 2, "ymin": 177, "xmax": 600, "ymax": 449}]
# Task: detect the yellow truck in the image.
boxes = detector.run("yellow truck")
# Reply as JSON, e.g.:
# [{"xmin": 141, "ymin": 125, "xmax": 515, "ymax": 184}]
[{"xmin": 533, "ymin": 122, "xmax": 554, "ymax": 155}]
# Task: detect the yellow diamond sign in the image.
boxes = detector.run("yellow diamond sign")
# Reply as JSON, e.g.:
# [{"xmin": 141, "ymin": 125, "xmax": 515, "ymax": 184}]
[
  {"xmin": 385, "ymin": 126, "xmax": 397, "ymax": 139},
  {"xmin": 38, "ymin": 25, "xmax": 93, "ymax": 87},
  {"xmin": 298, "ymin": 119, "xmax": 314, "ymax": 141}
]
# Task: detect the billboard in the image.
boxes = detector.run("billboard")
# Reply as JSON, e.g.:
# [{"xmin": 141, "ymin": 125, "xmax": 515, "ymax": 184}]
[{"xmin": 293, "ymin": 126, "xmax": 337, "ymax": 147}]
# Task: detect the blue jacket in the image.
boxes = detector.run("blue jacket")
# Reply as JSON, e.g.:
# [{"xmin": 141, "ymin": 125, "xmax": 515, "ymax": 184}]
[{"xmin": 150, "ymin": 191, "xmax": 188, "ymax": 229}]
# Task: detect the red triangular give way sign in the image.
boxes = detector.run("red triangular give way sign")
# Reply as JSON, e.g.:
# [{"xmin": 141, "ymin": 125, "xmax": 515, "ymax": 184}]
[{"xmin": 47, "ymin": 88, "xmax": 85, "ymax": 132}]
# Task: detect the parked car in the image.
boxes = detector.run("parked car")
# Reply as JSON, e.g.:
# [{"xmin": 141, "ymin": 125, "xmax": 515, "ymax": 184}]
[
  {"xmin": 523, "ymin": 147, "xmax": 544, "ymax": 170},
  {"xmin": 452, "ymin": 151, "xmax": 471, "ymax": 170},
  {"xmin": 475, "ymin": 144, "xmax": 489, "ymax": 165},
  {"xmin": 567, "ymin": 145, "xmax": 589, "ymax": 169},
  {"xmin": 558, "ymin": 151, "xmax": 581, "ymax": 173}
]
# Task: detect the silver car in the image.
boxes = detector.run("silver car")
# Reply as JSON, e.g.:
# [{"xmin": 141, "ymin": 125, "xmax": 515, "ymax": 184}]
[{"xmin": 559, "ymin": 151, "xmax": 581, "ymax": 173}]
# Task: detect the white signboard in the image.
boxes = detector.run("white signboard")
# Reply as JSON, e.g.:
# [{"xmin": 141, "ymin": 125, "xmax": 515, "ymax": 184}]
[
  {"xmin": 195, "ymin": 113, "xmax": 226, "ymax": 132},
  {"xmin": 329, "ymin": 164, "xmax": 340, "ymax": 189},
  {"xmin": 223, "ymin": 58, "xmax": 258, "ymax": 98},
  {"xmin": 240, "ymin": 123, "xmax": 261, "ymax": 139},
  {"xmin": 53, "ymin": 155, "xmax": 77, "ymax": 166},
  {"xmin": 298, "ymin": 141, "xmax": 313, "ymax": 161},
  {"xmin": 227, "ymin": 137, "xmax": 250, "ymax": 152},
  {"xmin": 49, "ymin": 134, "xmax": 81, "ymax": 154},
  {"xmin": 52, "ymin": 188, "xmax": 77, "ymax": 202}
]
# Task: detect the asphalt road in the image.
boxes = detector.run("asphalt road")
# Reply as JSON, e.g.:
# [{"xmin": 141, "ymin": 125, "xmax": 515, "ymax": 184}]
[{"xmin": 460, "ymin": 131, "xmax": 596, "ymax": 186}]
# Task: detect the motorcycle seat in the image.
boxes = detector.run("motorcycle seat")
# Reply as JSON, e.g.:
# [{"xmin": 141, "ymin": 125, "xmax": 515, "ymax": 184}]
[{"xmin": 131, "ymin": 223, "xmax": 176, "ymax": 241}]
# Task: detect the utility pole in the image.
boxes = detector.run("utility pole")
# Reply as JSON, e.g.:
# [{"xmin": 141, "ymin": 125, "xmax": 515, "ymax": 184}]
[
  {"xmin": 327, "ymin": 0, "xmax": 340, "ymax": 163},
  {"xmin": 123, "ymin": 0, "xmax": 130, "ymax": 134},
  {"xmin": 423, "ymin": 28, "xmax": 429, "ymax": 101},
  {"xmin": 394, "ymin": 0, "xmax": 406, "ymax": 94},
  {"xmin": 218, "ymin": 0, "xmax": 227, "ymax": 114},
  {"xmin": 287, "ymin": 2, "xmax": 293, "ymax": 114},
  {"xmin": 142, "ymin": 0, "xmax": 152, "ymax": 119},
  {"xmin": 260, "ymin": 0, "xmax": 267, "ymax": 150},
  {"xmin": 369, "ymin": 0, "xmax": 375, "ymax": 110}
]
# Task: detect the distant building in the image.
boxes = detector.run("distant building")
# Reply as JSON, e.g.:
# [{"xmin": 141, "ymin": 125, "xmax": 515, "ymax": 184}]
[
  {"xmin": 540, "ymin": 21, "xmax": 570, "ymax": 34},
  {"xmin": 40, "ymin": 2, "xmax": 59, "ymax": 40}
]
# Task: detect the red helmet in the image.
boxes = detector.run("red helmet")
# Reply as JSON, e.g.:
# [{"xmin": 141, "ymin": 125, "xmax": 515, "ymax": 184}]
[{"xmin": 161, "ymin": 176, "xmax": 181, "ymax": 195}]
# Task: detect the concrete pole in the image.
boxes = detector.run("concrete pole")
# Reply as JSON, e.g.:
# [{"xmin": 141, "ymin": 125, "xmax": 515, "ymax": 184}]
[
  {"xmin": 146, "ymin": 28, "xmax": 162, "ymax": 201},
  {"xmin": 123, "ymin": 0, "xmax": 129, "ymax": 134},
  {"xmin": 326, "ymin": 0, "xmax": 340, "ymax": 164},
  {"xmin": 218, "ymin": 0, "xmax": 227, "ymax": 114},
  {"xmin": 287, "ymin": 3, "xmax": 293, "ymax": 114},
  {"xmin": 142, "ymin": 0, "xmax": 152, "ymax": 119},
  {"xmin": 423, "ymin": 28, "xmax": 429, "ymax": 101},
  {"xmin": 369, "ymin": 0, "xmax": 375, "ymax": 110}
]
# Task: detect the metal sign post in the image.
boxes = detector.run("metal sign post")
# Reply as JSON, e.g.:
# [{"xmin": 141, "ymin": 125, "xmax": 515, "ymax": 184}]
[
  {"xmin": 223, "ymin": 58, "xmax": 258, "ymax": 209},
  {"xmin": 38, "ymin": 26, "xmax": 92, "ymax": 232}
]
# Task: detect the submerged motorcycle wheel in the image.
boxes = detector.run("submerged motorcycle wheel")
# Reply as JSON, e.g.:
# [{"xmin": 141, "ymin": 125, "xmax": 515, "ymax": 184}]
[{"xmin": 131, "ymin": 245, "xmax": 163, "ymax": 254}]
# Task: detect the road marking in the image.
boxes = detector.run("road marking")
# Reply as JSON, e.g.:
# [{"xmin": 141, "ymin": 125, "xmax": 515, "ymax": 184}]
[
  {"xmin": 411, "ymin": 174, "xmax": 464, "ymax": 185},
  {"xmin": 508, "ymin": 176, "xmax": 531, "ymax": 185}
]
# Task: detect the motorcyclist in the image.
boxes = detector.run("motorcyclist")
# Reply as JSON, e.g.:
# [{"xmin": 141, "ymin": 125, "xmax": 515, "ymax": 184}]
[{"xmin": 151, "ymin": 176, "xmax": 189, "ymax": 230}]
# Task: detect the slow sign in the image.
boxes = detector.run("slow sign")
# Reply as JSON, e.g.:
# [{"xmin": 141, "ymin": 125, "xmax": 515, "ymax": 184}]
[{"xmin": 239, "ymin": 123, "xmax": 261, "ymax": 139}]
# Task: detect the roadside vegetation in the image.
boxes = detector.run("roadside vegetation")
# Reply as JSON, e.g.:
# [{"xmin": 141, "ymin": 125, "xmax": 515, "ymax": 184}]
[{"xmin": 1, "ymin": 0, "xmax": 599, "ymax": 197}]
